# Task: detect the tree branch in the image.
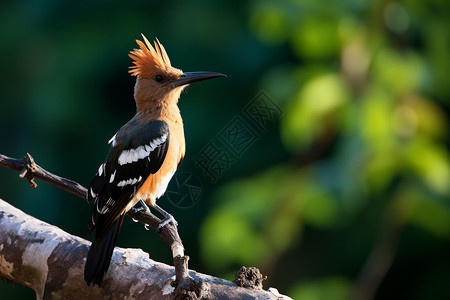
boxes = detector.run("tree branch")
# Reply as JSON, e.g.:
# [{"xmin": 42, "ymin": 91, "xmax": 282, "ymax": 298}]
[
  {"xmin": 0, "ymin": 199, "xmax": 286, "ymax": 299},
  {"xmin": 0, "ymin": 153, "xmax": 86, "ymax": 197}
]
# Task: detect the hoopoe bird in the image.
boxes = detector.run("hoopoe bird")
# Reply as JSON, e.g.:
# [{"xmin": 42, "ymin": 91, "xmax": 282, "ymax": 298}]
[{"xmin": 84, "ymin": 35, "xmax": 225, "ymax": 286}]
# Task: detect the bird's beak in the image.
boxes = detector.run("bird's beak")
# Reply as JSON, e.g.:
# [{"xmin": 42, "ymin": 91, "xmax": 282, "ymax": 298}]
[{"xmin": 171, "ymin": 71, "xmax": 226, "ymax": 87}]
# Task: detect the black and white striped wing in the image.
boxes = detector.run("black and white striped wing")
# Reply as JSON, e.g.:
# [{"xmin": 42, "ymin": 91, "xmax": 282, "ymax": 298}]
[{"xmin": 87, "ymin": 120, "xmax": 169, "ymax": 239}]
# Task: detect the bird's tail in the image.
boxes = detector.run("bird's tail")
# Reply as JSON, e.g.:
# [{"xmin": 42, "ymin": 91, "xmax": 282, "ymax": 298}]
[{"xmin": 84, "ymin": 214, "xmax": 124, "ymax": 286}]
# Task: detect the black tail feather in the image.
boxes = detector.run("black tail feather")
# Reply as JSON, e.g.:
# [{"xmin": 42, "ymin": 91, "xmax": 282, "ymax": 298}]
[{"xmin": 84, "ymin": 215, "xmax": 124, "ymax": 286}]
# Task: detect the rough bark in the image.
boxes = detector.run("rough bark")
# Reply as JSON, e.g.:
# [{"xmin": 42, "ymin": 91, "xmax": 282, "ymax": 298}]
[{"xmin": 0, "ymin": 199, "xmax": 288, "ymax": 300}]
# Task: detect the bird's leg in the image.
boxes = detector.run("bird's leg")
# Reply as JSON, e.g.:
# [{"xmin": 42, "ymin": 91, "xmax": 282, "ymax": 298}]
[
  {"xmin": 131, "ymin": 199, "xmax": 151, "ymax": 214},
  {"xmin": 131, "ymin": 200, "xmax": 160, "ymax": 231},
  {"xmin": 153, "ymin": 203, "xmax": 178, "ymax": 232},
  {"xmin": 137, "ymin": 199, "xmax": 151, "ymax": 213},
  {"xmin": 132, "ymin": 199, "xmax": 156, "ymax": 218}
]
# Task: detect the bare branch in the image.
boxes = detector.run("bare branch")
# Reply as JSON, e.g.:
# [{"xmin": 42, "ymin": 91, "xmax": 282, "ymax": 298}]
[
  {"xmin": 0, "ymin": 199, "xmax": 286, "ymax": 299},
  {"xmin": 0, "ymin": 153, "xmax": 86, "ymax": 197}
]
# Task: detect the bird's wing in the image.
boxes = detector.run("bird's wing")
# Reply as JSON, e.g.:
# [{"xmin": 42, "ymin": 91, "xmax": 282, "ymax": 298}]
[{"xmin": 87, "ymin": 120, "xmax": 170, "ymax": 240}]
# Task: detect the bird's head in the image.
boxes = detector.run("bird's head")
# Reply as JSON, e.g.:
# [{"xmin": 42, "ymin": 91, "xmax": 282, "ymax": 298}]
[{"xmin": 129, "ymin": 34, "xmax": 225, "ymax": 111}]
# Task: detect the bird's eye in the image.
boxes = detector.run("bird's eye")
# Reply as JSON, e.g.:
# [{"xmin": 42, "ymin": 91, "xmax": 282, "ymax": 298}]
[{"xmin": 155, "ymin": 74, "xmax": 165, "ymax": 83}]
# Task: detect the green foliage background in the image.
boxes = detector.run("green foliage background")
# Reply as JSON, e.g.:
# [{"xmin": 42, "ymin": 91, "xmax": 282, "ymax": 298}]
[{"xmin": 1, "ymin": 0, "xmax": 449, "ymax": 299}]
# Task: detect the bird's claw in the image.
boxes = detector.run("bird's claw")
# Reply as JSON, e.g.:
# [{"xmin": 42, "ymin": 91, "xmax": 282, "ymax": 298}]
[{"xmin": 157, "ymin": 214, "xmax": 178, "ymax": 232}]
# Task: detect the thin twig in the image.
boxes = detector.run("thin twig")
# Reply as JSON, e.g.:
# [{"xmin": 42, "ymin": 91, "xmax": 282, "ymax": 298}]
[
  {"xmin": 0, "ymin": 152, "xmax": 188, "ymax": 286},
  {"xmin": 1, "ymin": 153, "xmax": 86, "ymax": 198}
]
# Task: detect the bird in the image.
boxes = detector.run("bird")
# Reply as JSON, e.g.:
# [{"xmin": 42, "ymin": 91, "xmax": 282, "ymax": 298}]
[{"xmin": 84, "ymin": 34, "xmax": 225, "ymax": 286}]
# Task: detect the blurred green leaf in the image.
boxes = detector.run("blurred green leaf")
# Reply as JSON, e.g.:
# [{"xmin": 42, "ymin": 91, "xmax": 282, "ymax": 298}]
[
  {"xmin": 200, "ymin": 166, "xmax": 306, "ymax": 269},
  {"xmin": 200, "ymin": 209, "xmax": 269, "ymax": 269},
  {"xmin": 409, "ymin": 198, "xmax": 450, "ymax": 238},
  {"xmin": 359, "ymin": 86, "xmax": 395, "ymax": 146},
  {"xmin": 282, "ymin": 73, "xmax": 349, "ymax": 151},
  {"xmin": 301, "ymin": 185, "xmax": 340, "ymax": 228},
  {"xmin": 406, "ymin": 137, "xmax": 450, "ymax": 195},
  {"xmin": 372, "ymin": 49, "xmax": 428, "ymax": 95},
  {"xmin": 249, "ymin": 3, "xmax": 291, "ymax": 45},
  {"xmin": 393, "ymin": 185, "xmax": 450, "ymax": 238},
  {"xmin": 292, "ymin": 16, "xmax": 341, "ymax": 59},
  {"xmin": 407, "ymin": 96, "xmax": 448, "ymax": 139}
]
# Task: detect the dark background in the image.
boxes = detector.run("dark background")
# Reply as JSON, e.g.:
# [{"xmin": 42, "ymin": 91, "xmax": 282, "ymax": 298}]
[{"xmin": 1, "ymin": 1, "xmax": 450, "ymax": 299}]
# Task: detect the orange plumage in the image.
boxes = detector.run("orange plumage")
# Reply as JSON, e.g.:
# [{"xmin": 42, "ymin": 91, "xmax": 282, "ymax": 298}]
[{"xmin": 129, "ymin": 34, "xmax": 172, "ymax": 77}]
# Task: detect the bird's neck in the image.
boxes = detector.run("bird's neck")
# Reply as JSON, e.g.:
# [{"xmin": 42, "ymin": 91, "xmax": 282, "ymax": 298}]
[
  {"xmin": 134, "ymin": 78, "xmax": 183, "ymax": 117},
  {"xmin": 134, "ymin": 92, "xmax": 182, "ymax": 124},
  {"xmin": 136, "ymin": 96, "xmax": 179, "ymax": 117}
]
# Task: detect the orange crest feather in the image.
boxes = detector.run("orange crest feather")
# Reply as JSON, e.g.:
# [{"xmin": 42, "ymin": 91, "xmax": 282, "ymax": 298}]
[{"xmin": 129, "ymin": 34, "xmax": 172, "ymax": 77}]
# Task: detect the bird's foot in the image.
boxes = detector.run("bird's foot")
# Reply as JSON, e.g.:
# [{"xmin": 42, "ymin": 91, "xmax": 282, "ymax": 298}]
[
  {"xmin": 154, "ymin": 203, "xmax": 178, "ymax": 232},
  {"xmin": 131, "ymin": 200, "xmax": 159, "ymax": 229},
  {"xmin": 157, "ymin": 214, "xmax": 178, "ymax": 232}
]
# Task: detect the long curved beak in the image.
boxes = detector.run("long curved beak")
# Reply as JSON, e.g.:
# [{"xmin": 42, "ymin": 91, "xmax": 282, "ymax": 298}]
[{"xmin": 171, "ymin": 71, "xmax": 226, "ymax": 87}]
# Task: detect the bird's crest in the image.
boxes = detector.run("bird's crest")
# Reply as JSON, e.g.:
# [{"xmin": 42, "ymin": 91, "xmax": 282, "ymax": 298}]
[{"xmin": 129, "ymin": 34, "xmax": 172, "ymax": 77}]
